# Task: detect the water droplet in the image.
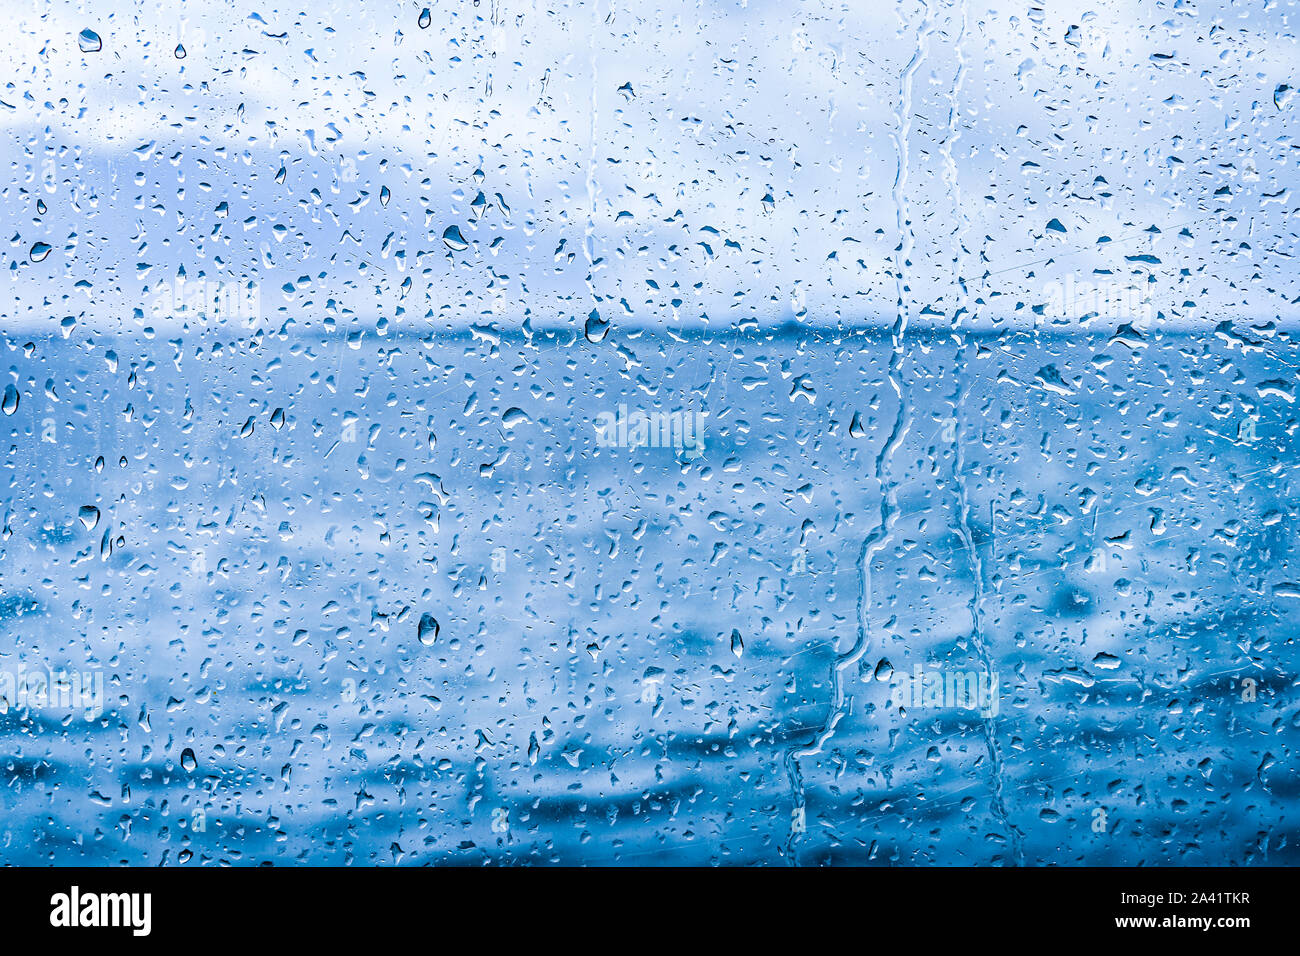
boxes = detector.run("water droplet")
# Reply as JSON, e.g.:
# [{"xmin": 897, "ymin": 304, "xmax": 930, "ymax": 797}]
[
  {"xmin": 29, "ymin": 242, "xmax": 51, "ymax": 263},
  {"xmin": 180, "ymin": 748, "xmax": 197, "ymax": 773},
  {"xmin": 441, "ymin": 225, "xmax": 468, "ymax": 251},
  {"xmin": 77, "ymin": 29, "xmax": 102, "ymax": 53},
  {"xmin": 502, "ymin": 407, "xmax": 531, "ymax": 430},
  {"xmin": 1, "ymin": 386, "xmax": 18, "ymax": 416},
  {"xmin": 418, "ymin": 613, "xmax": 440, "ymax": 646},
  {"xmin": 584, "ymin": 310, "xmax": 609, "ymax": 343},
  {"xmin": 1092, "ymin": 651, "xmax": 1121, "ymax": 670},
  {"xmin": 730, "ymin": 629, "xmax": 744, "ymax": 658},
  {"xmin": 78, "ymin": 506, "xmax": 100, "ymax": 530},
  {"xmin": 174, "ymin": 43, "xmax": 186, "ymax": 59},
  {"xmin": 418, "ymin": 8, "xmax": 431, "ymax": 29}
]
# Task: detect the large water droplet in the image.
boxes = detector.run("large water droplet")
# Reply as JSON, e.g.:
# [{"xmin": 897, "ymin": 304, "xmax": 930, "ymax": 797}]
[
  {"xmin": 441, "ymin": 225, "xmax": 468, "ymax": 251},
  {"xmin": 584, "ymin": 310, "xmax": 609, "ymax": 343},
  {"xmin": 1, "ymin": 386, "xmax": 18, "ymax": 416},
  {"xmin": 29, "ymin": 242, "xmax": 51, "ymax": 263},
  {"xmin": 78, "ymin": 29, "xmax": 102, "ymax": 53},
  {"xmin": 418, "ymin": 613, "xmax": 440, "ymax": 646},
  {"xmin": 502, "ymin": 407, "xmax": 531, "ymax": 430}
]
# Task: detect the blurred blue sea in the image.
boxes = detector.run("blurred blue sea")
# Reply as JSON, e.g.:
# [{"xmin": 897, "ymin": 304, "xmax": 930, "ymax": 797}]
[{"xmin": 0, "ymin": 324, "xmax": 1296, "ymax": 865}]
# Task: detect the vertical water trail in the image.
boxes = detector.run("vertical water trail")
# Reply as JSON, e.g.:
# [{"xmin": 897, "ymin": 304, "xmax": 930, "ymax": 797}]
[
  {"xmin": 941, "ymin": 0, "xmax": 1024, "ymax": 865},
  {"xmin": 584, "ymin": 0, "xmax": 600, "ymax": 313},
  {"xmin": 783, "ymin": 0, "xmax": 933, "ymax": 864}
]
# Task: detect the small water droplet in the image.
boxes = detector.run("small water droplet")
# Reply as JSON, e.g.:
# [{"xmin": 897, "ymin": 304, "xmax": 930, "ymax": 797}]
[
  {"xmin": 730, "ymin": 629, "xmax": 744, "ymax": 658},
  {"xmin": 180, "ymin": 748, "xmax": 197, "ymax": 773},
  {"xmin": 78, "ymin": 506, "xmax": 100, "ymax": 530},
  {"xmin": 470, "ymin": 191, "xmax": 488, "ymax": 219},
  {"xmin": 174, "ymin": 43, "xmax": 187, "ymax": 59},
  {"xmin": 418, "ymin": 8, "xmax": 431, "ymax": 29}
]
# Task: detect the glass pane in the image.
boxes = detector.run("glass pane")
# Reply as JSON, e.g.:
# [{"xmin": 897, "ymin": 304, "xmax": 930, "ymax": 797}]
[{"xmin": 1, "ymin": 0, "xmax": 1294, "ymax": 867}]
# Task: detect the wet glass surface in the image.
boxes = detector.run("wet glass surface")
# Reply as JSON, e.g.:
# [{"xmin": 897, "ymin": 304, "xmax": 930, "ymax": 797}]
[{"xmin": 0, "ymin": 0, "xmax": 1296, "ymax": 865}]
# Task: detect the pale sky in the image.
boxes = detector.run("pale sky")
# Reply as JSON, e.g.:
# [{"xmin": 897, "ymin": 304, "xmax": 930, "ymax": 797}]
[{"xmin": 3, "ymin": 0, "xmax": 1297, "ymax": 333}]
